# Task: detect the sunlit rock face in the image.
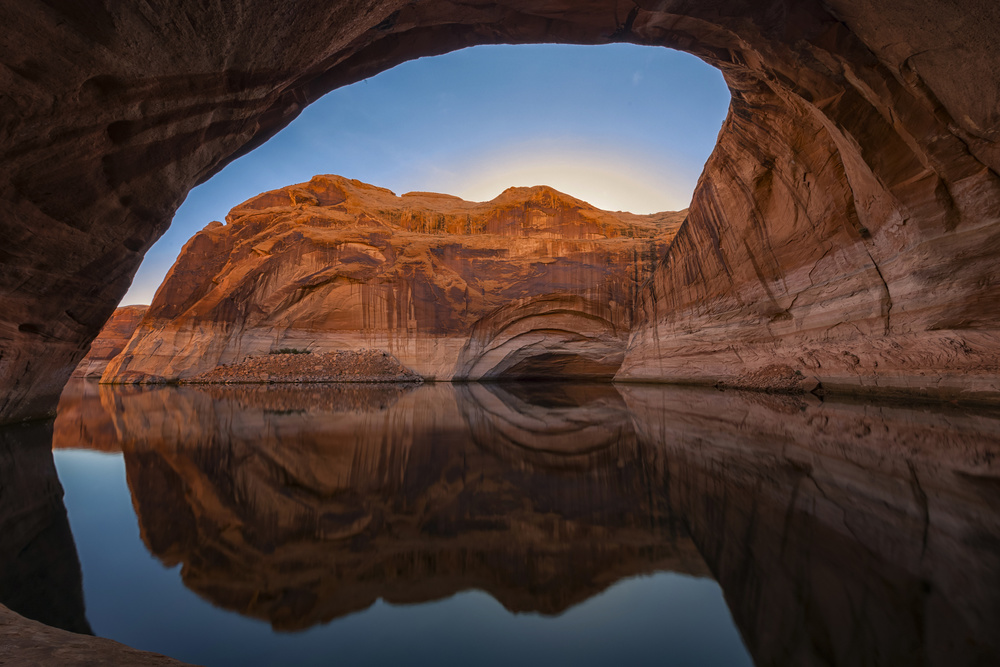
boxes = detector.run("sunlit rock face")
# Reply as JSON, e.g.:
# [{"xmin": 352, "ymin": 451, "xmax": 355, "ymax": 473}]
[
  {"xmin": 102, "ymin": 176, "xmax": 679, "ymax": 383},
  {"xmin": 1, "ymin": 1, "xmax": 999, "ymax": 420},
  {"xmin": 71, "ymin": 306, "xmax": 146, "ymax": 380}
]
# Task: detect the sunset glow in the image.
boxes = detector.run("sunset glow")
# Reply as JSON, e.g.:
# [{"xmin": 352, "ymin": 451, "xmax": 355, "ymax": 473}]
[{"xmin": 121, "ymin": 44, "xmax": 729, "ymax": 305}]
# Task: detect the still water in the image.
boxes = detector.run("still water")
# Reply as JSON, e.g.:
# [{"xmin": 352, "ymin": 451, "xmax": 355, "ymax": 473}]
[{"xmin": 2, "ymin": 379, "xmax": 999, "ymax": 666}]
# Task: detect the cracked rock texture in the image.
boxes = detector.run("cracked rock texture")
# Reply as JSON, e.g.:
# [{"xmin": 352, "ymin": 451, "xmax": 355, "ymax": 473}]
[
  {"xmin": 102, "ymin": 176, "xmax": 679, "ymax": 383},
  {"xmin": 1, "ymin": 1, "xmax": 999, "ymax": 418}
]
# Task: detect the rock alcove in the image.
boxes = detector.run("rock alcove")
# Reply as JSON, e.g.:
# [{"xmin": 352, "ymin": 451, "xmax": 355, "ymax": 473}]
[{"xmin": 2, "ymin": 0, "xmax": 999, "ymax": 422}]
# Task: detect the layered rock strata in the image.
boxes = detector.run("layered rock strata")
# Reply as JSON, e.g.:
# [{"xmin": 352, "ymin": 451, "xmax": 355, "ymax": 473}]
[
  {"xmin": 102, "ymin": 176, "xmax": 680, "ymax": 383},
  {"xmin": 71, "ymin": 305, "xmax": 146, "ymax": 379},
  {"xmin": 2, "ymin": 2, "xmax": 1000, "ymax": 419}
]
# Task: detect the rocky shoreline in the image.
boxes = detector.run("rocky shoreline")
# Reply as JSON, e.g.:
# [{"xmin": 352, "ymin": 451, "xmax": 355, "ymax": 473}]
[{"xmin": 186, "ymin": 350, "xmax": 423, "ymax": 384}]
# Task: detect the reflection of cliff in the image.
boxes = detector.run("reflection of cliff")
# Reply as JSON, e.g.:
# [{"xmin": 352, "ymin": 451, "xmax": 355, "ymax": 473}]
[
  {"xmin": 0, "ymin": 421, "xmax": 92, "ymax": 635},
  {"xmin": 49, "ymin": 380, "xmax": 1000, "ymax": 664},
  {"xmin": 458, "ymin": 382, "xmax": 639, "ymax": 463},
  {"xmin": 621, "ymin": 386, "xmax": 1000, "ymax": 666},
  {"xmin": 54, "ymin": 379, "xmax": 123, "ymax": 453},
  {"xmin": 94, "ymin": 382, "xmax": 705, "ymax": 630}
]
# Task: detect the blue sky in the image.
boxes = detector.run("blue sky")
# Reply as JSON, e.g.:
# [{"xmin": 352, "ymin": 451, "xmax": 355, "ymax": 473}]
[{"xmin": 122, "ymin": 44, "xmax": 730, "ymax": 305}]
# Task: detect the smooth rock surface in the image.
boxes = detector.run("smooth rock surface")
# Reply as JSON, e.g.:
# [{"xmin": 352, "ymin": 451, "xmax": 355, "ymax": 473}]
[
  {"xmin": 102, "ymin": 176, "xmax": 680, "ymax": 383},
  {"xmin": 0, "ymin": 604, "xmax": 191, "ymax": 666}
]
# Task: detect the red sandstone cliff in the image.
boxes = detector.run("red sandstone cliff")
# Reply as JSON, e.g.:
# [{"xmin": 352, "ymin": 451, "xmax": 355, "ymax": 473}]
[
  {"xmin": 103, "ymin": 176, "xmax": 681, "ymax": 383},
  {"xmin": 2, "ymin": 1, "xmax": 1000, "ymax": 423},
  {"xmin": 71, "ymin": 306, "xmax": 146, "ymax": 379}
]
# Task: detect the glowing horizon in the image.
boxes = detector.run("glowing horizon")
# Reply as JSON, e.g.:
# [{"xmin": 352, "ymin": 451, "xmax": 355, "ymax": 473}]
[{"xmin": 436, "ymin": 142, "xmax": 694, "ymax": 213}]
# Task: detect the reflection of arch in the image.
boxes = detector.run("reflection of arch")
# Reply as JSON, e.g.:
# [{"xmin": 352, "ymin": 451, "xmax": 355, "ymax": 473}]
[
  {"xmin": 455, "ymin": 294, "xmax": 626, "ymax": 380},
  {"xmin": 85, "ymin": 383, "xmax": 702, "ymax": 630},
  {"xmin": 3, "ymin": 4, "xmax": 1000, "ymax": 418},
  {"xmin": 456, "ymin": 382, "xmax": 637, "ymax": 465}
]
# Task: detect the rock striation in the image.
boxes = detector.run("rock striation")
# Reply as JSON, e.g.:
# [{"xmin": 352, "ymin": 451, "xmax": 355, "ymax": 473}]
[
  {"xmin": 102, "ymin": 176, "xmax": 680, "ymax": 383},
  {"xmin": 70, "ymin": 305, "xmax": 146, "ymax": 380},
  {"xmin": 1, "ymin": 2, "xmax": 1000, "ymax": 420}
]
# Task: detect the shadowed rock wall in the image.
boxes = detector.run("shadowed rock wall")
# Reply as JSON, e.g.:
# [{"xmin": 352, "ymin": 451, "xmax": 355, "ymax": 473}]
[
  {"xmin": 621, "ymin": 385, "xmax": 1000, "ymax": 665},
  {"xmin": 0, "ymin": 423, "xmax": 91, "ymax": 635},
  {"xmin": 2, "ymin": 1, "xmax": 999, "ymax": 420}
]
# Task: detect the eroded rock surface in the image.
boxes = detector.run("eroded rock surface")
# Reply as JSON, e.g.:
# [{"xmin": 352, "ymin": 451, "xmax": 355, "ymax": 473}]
[
  {"xmin": 2, "ymin": 1, "xmax": 999, "ymax": 420},
  {"xmin": 0, "ymin": 604, "xmax": 189, "ymax": 667},
  {"xmin": 71, "ymin": 305, "xmax": 146, "ymax": 379},
  {"xmin": 102, "ymin": 176, "xmax": 680, "ymax": 383}
]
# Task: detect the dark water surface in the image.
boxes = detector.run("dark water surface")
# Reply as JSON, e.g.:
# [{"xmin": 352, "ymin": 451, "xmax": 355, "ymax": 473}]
[{"xmin": 2, "ymin": 380, "xmax": 999, "ymax": 666}]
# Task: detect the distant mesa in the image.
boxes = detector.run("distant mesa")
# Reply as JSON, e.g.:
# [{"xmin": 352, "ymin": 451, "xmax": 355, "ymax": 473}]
[{"xmin": 100, "ymin": 174, "xmax": 683, "ymax": 384}]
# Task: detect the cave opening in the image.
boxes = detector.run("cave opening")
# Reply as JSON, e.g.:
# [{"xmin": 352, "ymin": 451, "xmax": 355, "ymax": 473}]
[
  {"xmin": 4, "ymin": 0, "xmax": 997, "ymax": 424},
  {"xmin": 4, "ymin": 3, "xmax": 1000, "ymax": 663},
  {"xmin": 105, "ymin": 43, "xmax": 730, "ymax": 384},
  {"xmin": 498, "ymin": 353, "xmax": 620, "ymax": 381}
]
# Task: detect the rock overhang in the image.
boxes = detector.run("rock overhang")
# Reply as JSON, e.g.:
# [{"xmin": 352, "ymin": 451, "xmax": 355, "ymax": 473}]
[{"xmin": 0, "ymin": 1, "xmax": 999, "ymax": 420}]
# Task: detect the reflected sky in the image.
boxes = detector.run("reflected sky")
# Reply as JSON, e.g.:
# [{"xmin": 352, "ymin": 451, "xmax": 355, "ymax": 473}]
[
  {"xmin": 50, "ymin": 381, "xmax": 750, "ymax": 666},
  {"xmin": 55, "ymin": 448, "xmax": 748, "ymax": 666},
  {"xmin": 7, "ymin": 380, "xmax": 1000, "ymax": 666}
]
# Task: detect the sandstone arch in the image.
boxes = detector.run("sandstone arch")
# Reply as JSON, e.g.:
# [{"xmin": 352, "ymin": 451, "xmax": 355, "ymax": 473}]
[
  {"xmin": 2, "ymin": 1, "xmax": 999, "ymax": 421},
  {"xmin": 454, "ymin": 294, "xmax": 629, "ymax": 380}
]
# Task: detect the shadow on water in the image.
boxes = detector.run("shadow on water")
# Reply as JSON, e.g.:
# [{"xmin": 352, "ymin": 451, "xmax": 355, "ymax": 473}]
[
  {"xmin": 0, "ymin": 420, "xmax": 92, "ymax": 634},
  {"xmin": 22, "ymin": 379, "xmax": 1000, "ymax": 665}
]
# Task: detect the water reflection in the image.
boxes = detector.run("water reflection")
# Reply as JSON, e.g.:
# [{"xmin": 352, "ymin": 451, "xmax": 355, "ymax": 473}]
[
  {"xmin": 0, "ymin": 420, "xmax": 91, "ymax": 635},
  {"xmin": 43, "ymin": 380, "xmax": 1000, "ymax": 665},
  {"xmin": 55, "ymin": 381, "xmax": 705, "ymax": 630}
]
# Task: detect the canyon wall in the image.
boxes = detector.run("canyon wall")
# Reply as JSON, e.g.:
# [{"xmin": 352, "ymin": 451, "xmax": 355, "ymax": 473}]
[
  {"xmin": 2, "ymin": 1, "xmax": 999, "ymax": 420},
  {"xmin": 71, "ymin": 305, "xmax": 146, "ymax": 380},
  {"xmin": 102, "ymin": 176, "xmax": 679, "ymax": 383},
  {"xmin": 618, "ymin": 5, "xmax": 1000, "ymax": 401}
]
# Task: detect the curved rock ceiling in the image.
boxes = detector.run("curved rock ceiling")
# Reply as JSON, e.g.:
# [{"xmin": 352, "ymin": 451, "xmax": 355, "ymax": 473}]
[{"xmin": 1, "ymin": 1, "xmax": 999, "ymax": 420}]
